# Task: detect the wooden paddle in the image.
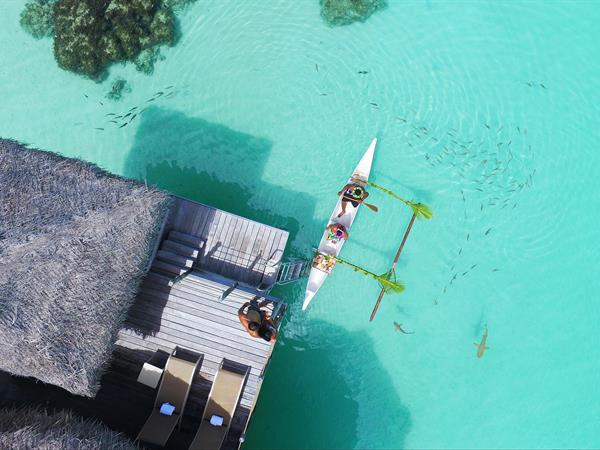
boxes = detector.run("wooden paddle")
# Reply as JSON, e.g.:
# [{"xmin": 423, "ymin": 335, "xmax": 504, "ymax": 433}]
[
  {"xmin": 341, "ymin": 195, "xmax": 378, "ymax": 212},
  {"xmin": 370, "ymin": 211, "xmax": 416, "ymax": 321}
]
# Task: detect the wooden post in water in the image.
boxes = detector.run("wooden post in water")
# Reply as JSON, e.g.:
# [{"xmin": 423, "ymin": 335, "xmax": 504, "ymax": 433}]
[{"xmin": 370, "ymin": 212, "xmax": 417, "ymax": 321}]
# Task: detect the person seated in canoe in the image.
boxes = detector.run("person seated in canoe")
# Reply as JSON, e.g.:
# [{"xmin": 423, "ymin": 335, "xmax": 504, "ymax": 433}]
[
  {"xmin": 337, "ymin": 183, "xmax": 369, "ymax": 217},
  {"xmin": 325, "ymin": 223, "xmax": 348, "ymax": 244}
]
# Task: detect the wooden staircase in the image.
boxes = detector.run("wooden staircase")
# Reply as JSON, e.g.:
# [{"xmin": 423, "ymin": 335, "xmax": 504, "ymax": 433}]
[{"xmin": 150, "ymin": 230, "xmax": 205, "ymax": 283}]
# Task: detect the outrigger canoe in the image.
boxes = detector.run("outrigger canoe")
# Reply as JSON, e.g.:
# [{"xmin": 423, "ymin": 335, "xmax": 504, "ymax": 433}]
[{"xmin": 302, "ymin": 137, "xmax": 377, "ymax": 310}]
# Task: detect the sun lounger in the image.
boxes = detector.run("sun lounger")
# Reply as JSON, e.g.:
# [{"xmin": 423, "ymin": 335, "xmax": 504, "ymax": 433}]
[
  {"xmin": 137, "ymin": 348, "xmax": 202, "ymax": 447},
  {"xmin": 188, "ymin": 361, "xmax": 249, "ymax": 450}
]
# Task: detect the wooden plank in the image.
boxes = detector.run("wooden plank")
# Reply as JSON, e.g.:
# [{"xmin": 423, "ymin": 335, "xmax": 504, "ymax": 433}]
[
  {"xmin": 138, "ymin": 281, "xmax": 271, "ymax": 341},
  {"xmin": 128, "ymin": 295, "xmax": 270, "ymax": 355},
  {"xmin": 120, "ymin": 316, "xmax": 267, "ymax": 367},
  {"xmin": 114, "ymin": 335, "xmax": 263, "ymax": 386},
  {"xmin": 214, "ymin": 213, "xmax": 236, "ymax": 274},
  {"xmin": 200, "ymin": 209, "xmax": 223, "ymax": 268},
  {"xmin": 139, "ymin": 280, "xmax": 245, "ymax": 322},
  {"xmin": 192, "ymin": 203, "xmax": 212, "ymax": 241},
  {"xmin": 115, "ymin": 334, "xmax": 261, "ymax": 403},
  {"xmin": 115, "ymin": 335, "xmax": 263, "ymax": 399},
  {"xmin": 207, "ymin": 213, "xmax": 232, "ymax": 273},
  {"xmin": 223, "ymin": 217, "xmax": 248, "ymax": 280}
]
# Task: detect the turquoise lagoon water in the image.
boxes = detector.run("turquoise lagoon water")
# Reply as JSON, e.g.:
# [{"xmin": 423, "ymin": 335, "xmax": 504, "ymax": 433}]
[{"xmin": 2, "ymin": 1, "xmax": 600, "ymax": 448}]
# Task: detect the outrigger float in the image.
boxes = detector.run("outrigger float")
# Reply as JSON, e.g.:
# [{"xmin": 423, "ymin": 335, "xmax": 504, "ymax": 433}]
[{"xmin": 302, "ymin": 138, "xmax": 377, "ymax": 310}]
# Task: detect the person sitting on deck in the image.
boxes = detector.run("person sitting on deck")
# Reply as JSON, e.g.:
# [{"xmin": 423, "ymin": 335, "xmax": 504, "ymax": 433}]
[
  {"xmin": 325, "ymin": 223, "xmax": 349, "ymax": 244},
  {"xmin": 238, "ymin": 299, "xmax": 278, "ymax": 342},
  {"xmin": 337, "ymin": 183, "xmax": 369, "ymax": 218}
]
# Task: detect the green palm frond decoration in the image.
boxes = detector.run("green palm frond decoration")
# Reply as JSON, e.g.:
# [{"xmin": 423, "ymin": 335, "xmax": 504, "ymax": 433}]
[
  {"xmin": 409, "ymin": 202, "xmax": 432, "ymax": 220},
  {"xmin": 379, "ymin": 269, "xmax": 404, "ymax": 294},
  {"xmin": 367, "ymin": 181, "xmax": 433, "ymax": 220},
  {"xmin": 332, "ymin": 255, "xmax": 405, "ymax": 295}
]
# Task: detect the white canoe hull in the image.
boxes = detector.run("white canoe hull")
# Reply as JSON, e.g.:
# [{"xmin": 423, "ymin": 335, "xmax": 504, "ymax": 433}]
[{"xmin": 302, "ymin": 138, "xmax": 377, "ymax": 310}]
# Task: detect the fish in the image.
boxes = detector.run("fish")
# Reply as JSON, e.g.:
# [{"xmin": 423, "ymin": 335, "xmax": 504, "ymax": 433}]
[
  {"xmin": 458, "ymin": 248, "xmax": 462, "ymax": 255},
  {"xmin": 119, "ymin": 122, "xmax": 128, "ymax": 128},
  {"xmin": 315, "ymin": 63, "xmax": 319, "ymax": 72},
  {"xmin": 109, "ymin": 120, "xmax": 118, "ymax": 124},
  {"xmin": 466, "ymin": 233, "xmax": 470, "ymax": 240},
  {"xmin": 83, "ymin": 94, "xmax": 89, "ymax": 98},
  {"xmin": 452, "ymin": 274, "xmax": 458, "ymax": 281},
  {"xmin": 128, "ymin": 107, "xmax": 138, "ymax": 112},
  {"xmin": 470, "ymin": 264, "xmax": 477, "ymax": 269},
  {"xmin": 320, "ymin": 93, "xmax": 328, "ymax": 96},
  {"xmin": 358, "ymin": 70, "xmax": 368, "ymax": 74},
  {"xmin": 123, "ymin": 112, "xmax": 132, "ymax": 119},
  {"xmin": 154, "ymin": 91, "xmax": 164, "ymax": 97},
  {"xmin": 485, "ymin": 228, "xmax": 492, "ymax": 236},
  {"xmin": 99, "ymin": 101, "xmax": 104, "ymax": 106},
  {"xmin": 394, "ymin": 322, "xmax": 415, "ymax": 334},
  {"xmin": 396, "ymin": 117, "xmax": 407, "ymax": 123},
  {"xmin": 484, "ymin": 124, "xmax": 490, "ymax": 129},
  {"xmin": 540, "ymin": 83, "xmax": 546, "ymax": 89},
  {"xmin": 369, "ymin": 102, "xmax": 379, "ymax": 107},
  {"xmin": 527, "ymin": 81, "xmax": 533, "ymax": 87},
  {"xmin": 165, "ymin": 85, "xmax": 174, "ymax": 89},
  {"xmin": 105, "ymin": 113, "xmax": 116, "ymax": 116},
  {"xmin": 474, "ymin": 326, "xmax": 490, "ymax": 358},
  {"xmin": 492, "ymin": 268, "xmax": 500, "ymax": 272},
  {"xmin": 462, "ymin": 271, "xmax": 468, "ymax": 276},
  {"xmin": 94, "ymin": 127, "xmax": 104, "ymax": 131},
  {"xmin": 128, "ymin": 113, "xmax": 137, "ymax": 122},
  {"xmin": 146, "ymin": 98, "xmax": 156, "ymax": 102}
]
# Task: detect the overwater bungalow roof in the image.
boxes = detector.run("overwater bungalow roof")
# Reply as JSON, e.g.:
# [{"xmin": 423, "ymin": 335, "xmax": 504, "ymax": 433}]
[
  {"xmin": 0, "ymin": 405, "xmax": 137, "ymax": 449},
  {"xmin": 0, "ymin": 139, "xmax": 170, "ymax": 397}
]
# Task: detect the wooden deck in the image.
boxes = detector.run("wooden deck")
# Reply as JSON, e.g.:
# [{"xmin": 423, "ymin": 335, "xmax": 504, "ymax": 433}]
[
  {"xmin": 0, "ymin": 198, "xmax": 290, "ymax": 450},
  {"xmin": 0, "ymin": 270, "xmax": 284, "ymax": 450},
  {"xmin": 164, "ymin": 197, "xmax": 289, "ymax": 288},
  {"xmin": 119, "ymin": 269, "xmax": 282, "ymax": 448}
]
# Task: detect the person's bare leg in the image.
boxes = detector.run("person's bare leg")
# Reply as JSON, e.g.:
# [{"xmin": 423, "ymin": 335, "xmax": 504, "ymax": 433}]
[{"xmin": 337, "ymin": 201, "xmax": 347, "ymax": 217}]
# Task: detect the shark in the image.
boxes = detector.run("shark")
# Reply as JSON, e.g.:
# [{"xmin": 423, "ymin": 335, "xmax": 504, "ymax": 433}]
[
  {"xmin": 474, "ymin": 326, "xmax": 490, "ymax": 358},
  {"xmin": 393, "ymin": 322, "xmax": 414, "ymax": 335}
]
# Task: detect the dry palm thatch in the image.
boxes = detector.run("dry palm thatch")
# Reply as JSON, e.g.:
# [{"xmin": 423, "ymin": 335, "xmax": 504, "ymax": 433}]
[
  {"xmin": 0, "ymin": 139, "xmax": 171, "ymax": 397},
  {"xmin": 0, "ymin": 405, "xmax": 138, "ymax": 449}
]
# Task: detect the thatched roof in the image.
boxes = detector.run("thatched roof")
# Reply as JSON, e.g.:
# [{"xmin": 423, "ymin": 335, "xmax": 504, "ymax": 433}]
[
  {"xmin": 0, "ymin": 139, "xmax": 170, "ymax": 397},
  {"xmin": 0, "ymin": 405, "xmax": 137, "ymax": 449}
]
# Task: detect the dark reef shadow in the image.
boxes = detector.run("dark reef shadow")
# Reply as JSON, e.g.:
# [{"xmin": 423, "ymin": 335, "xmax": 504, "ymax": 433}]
[
  {"xmin": 122, "ymin": 106, "xmax": 317, "ymax": 248},
  {"xmin": 243, "ymin": 319, "xmax": 412, "ymax": 449}
]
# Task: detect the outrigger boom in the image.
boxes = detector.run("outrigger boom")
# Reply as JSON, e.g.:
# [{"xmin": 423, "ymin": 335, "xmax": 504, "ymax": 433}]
[{"xmin": 302, "ymin": 138, "xmax": 377, "ymax": 310}]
